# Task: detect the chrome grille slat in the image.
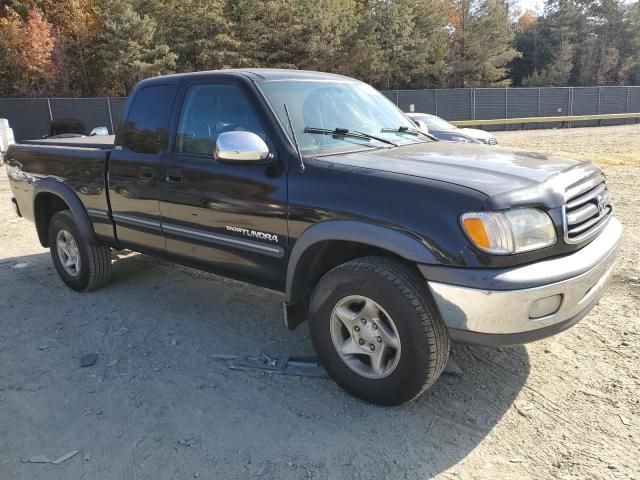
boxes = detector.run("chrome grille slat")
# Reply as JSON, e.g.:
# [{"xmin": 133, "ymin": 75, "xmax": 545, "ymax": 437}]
[
  {"xmin": 567, "ymin": 203, "xmax": 599, "ymax": 224},
  {"xmin": 565, "ymin": 174, "xmax": 605, "ymax": 200},
  {"xmin": 566, "ymin": 183, "xmax": 606, "ymax": 209},
  {"xmin": 569, "ymin": 207, "xmax": 611, "ymax": 235},
  {"xmin": 563, "ymin": 172, "xmax": 612, "ymax": 244}
]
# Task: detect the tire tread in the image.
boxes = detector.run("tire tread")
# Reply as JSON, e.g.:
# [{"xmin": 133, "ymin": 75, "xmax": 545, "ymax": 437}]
[
  {"xmin": 53, "ymin": 210, "xmax": 111, "ymax": 292},
  {"xmin": 326, "ymin": 256, "xmax": 450, "ymax": 404}
]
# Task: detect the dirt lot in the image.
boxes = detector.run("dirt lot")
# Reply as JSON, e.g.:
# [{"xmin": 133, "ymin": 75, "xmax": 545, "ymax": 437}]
[{"xmin": 0, "ymin": 125, "xmax": 638, "ymax": 480}]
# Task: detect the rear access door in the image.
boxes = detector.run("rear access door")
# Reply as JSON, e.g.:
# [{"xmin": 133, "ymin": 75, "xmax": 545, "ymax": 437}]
[{"xmin": 108, "ymin": 83, "xmax": 177, "ymax": 252}]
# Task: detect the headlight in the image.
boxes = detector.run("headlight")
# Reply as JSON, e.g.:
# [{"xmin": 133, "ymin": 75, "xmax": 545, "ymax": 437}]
[{"xmin": 461, "ymin": 209, "xmax": 556, "ymax": 254}]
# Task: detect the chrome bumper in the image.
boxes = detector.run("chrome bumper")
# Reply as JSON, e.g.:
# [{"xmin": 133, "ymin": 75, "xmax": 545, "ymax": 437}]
[{"xmin": 426, "ymin": 217, "xmax": 622, "ymax": 339}]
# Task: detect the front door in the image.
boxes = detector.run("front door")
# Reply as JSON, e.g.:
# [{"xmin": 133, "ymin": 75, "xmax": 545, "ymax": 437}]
[{"xmin": 159, "ymin": 79, "xmax": 289, "ymax": 289}]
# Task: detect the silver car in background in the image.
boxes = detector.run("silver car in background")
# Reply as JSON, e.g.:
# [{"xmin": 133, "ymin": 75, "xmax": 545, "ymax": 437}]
[{"xmin": 407, "ymin": 112, "xmax": 498, "ymax": 145}]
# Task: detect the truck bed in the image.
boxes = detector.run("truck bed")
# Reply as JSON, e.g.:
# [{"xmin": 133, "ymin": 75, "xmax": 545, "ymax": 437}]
[{"xmin": 20, "ymin": 135, "xmax": 115, "ymax": 150}]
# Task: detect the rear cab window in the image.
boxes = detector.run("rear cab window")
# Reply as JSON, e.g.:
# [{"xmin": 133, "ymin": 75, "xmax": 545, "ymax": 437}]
[{"xmin": 119, "ymin": 84, "xmax": 174, "ymax": 154}]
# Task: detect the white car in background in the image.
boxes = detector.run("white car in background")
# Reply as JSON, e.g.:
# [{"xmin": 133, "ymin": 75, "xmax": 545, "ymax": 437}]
[{"xmin": 407, "ymin": 112, "xmax": 499, "ymax": 145}]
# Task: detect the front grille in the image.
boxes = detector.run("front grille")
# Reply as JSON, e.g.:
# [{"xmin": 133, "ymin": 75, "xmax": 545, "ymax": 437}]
[{"xmin": 563, "ymin": 173, "xmax": 612, "ymax": 243}]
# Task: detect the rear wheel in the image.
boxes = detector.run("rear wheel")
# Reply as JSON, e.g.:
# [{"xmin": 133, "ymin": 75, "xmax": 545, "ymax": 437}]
[
  {"xmin": 308, "ymin": 256, "xmax": 450, "ymax": 406},
  {"xmin": 49, "ymin": 210, "xmax": 111, "ymax": 292}
]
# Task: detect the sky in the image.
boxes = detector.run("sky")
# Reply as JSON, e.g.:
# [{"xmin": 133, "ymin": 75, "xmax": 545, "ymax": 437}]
[
  {"xmin": 518, "ymin": 0, "xmax": 637, "ymax": 14},
  {"xmin": 518, "ymin": 0, "xmax": 545, "ymax": 13}
]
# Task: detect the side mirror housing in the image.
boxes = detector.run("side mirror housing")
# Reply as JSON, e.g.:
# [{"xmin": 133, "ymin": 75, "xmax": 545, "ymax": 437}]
[{"xmin": 214, "ymin": 131, "xmax": 271, "ymax": 164}]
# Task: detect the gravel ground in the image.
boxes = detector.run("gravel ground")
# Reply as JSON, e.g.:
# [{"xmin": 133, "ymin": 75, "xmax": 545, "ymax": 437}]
[
  {"xmin": 1, "ymin": 125, "xmax": 638, "ymax": 479},
  {"xmin": 497, "ymin": 123, "xmax": 640, "ymax": 166}
]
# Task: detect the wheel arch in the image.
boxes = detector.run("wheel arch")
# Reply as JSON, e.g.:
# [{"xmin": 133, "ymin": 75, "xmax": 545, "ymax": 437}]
[
  {"xmin": 283, "ymin": 220, "xmax": 437, "ymax": 329},
  {"xmin": 33, "ymin": 180, "xmax": 97, "ymax": 248}
]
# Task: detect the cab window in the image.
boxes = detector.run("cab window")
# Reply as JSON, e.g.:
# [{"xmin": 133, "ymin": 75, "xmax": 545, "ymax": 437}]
[
  {"xmin": 121, "ymin": 84, "xmax": 173, "ymax": 154},
  {"xmin": 176, "ymin": 84, "xmax": 268, "ymax": 157}
]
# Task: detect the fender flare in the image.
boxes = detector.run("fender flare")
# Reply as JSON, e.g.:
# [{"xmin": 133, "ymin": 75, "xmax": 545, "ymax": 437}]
[
  {"xmin": 285, "ymin": 220, "xmax": 437, "ymax": 303},
  {"xmin": 33, "ymin": 179, "xmax": 98, "ymax": 246}
]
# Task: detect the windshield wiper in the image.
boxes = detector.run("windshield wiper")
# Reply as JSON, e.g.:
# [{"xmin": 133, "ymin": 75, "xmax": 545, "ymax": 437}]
[
  {"xmin": 304, "ymin": 127, "xmax": 398, "ymax": 147},
  {"xmin": 381, "ymin": 126, "xmax": 439, "ymax": 142}
]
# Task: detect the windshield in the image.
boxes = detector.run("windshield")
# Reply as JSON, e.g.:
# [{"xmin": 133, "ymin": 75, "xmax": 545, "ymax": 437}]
[
  {"xmin": 258, "ymin": 80, "xmax": 424, "ymax": 155},
  {"xmin": 412, "ymin": 114, "xmax": 457, "ymax": 132}
]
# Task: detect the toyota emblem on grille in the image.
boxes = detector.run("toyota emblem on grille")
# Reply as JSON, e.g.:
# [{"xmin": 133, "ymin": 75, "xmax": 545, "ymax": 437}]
[{"xmin": 596, "ymin": 194, "xmax": 605, "ymax": 214}]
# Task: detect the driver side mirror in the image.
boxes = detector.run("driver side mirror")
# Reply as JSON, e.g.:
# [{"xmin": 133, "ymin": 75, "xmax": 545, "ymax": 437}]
[
  {"xmin": 413, "ymin": 120, "xmax": 429, "ymax": 134},
  {"xmin": 214, "ymin": 131, "xmax": 271, "ymax": 164}
]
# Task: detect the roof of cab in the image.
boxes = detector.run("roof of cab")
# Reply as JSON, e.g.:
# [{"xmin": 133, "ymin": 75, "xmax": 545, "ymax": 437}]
[{"xmin": 136, "ymin": 68, "xmax": 358, "ymax": 87}]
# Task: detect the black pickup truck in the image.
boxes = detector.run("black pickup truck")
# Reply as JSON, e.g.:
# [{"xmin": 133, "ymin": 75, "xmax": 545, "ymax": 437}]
[{"xmin": 6, "ymin": 69, "xmax": 622, "ymax": 405}]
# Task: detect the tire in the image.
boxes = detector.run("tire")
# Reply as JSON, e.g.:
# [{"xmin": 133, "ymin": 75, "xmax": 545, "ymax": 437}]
[
  {"xmin": 308, "ymin": 256, "xmax": 450, "ymax": 406},
  {"xmin": 48, "ymin": 210, "xmax": 112, "ymax": 292}
]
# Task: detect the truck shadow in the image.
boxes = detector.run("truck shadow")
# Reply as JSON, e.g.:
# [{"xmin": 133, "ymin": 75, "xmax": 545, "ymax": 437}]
[{"xmin": 2, "ymin": 251, "xmax": 530, "ymax": 479}]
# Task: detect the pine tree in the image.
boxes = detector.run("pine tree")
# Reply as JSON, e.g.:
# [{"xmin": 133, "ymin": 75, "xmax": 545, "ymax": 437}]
[
  {"xmin": 91, "ymin": 0, "xmax": 176, "ymax": 95},
  {"xmin": 447, "ymin": 0, "xmax": 519, "ymax": 87},
  {"xmin": 140, "ymin": 0, "xmax": 244, "ymax": 72}
]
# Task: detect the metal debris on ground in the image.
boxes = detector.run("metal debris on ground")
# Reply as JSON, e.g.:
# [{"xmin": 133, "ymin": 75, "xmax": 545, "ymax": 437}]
[
  {"xmin": 20, "ymin": 450, "xmax": 80, "ymax": 465},
  {"xmin": 212, "ymin": 353, "xmax": 328, "ymax": 378},
  {"xmin": 21, "ymin": 455, "xmax": 52, "ymax": 464},
  {"xmin": 214, "ymin": 353, "xmax": 464, "ymax": 379},
  {"xmin": 52, "ymin": 449, "xmax": 79, "ymax": 464},
  {"xmin": 80, "ymin": 353, "xmax": 98, "ymax": 367}
]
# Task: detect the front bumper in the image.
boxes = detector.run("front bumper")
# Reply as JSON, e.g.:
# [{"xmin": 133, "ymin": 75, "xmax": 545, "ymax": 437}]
[{"xmin": 421, "ymin": 217, "xmax": 622, "ymax": 346}]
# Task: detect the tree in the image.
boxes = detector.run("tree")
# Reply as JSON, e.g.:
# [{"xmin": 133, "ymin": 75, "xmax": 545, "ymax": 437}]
[
  {"xmin": 620, "ymin": 0, "xmax": 640, "ymax": 85},
  {"xmin": 139, "ymin": 0, "xmax": 244, "ymax": 72},
  {"xmin": 91, "ymin": 0, "xmax": 176, "ymax": 95},
  {"xmin": 231, "ymin": 0, "xmax": 357, "ymax": 72},
  {"xmin": 522, "ymin": 41, "xmax": 574, "ymax": 86},
  {"xmin": 0, "ymin": 8, "xmax": 56, "ymax": 96},
  {"xmin": 447, "ymin": 0, "xmax": 519, "ymax": 87},
  {"xmin": 43, "ymin": 0, "xmax": 100, "ymax": 95}
]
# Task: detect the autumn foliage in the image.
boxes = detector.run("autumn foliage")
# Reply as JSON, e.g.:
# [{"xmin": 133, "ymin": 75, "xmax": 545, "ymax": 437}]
[
  {"xmin": 0, "ymin": 9, "xmax": 56, "ymax": 96},
  {"xmin": 0, "ymin": 0, "xmax": 638, "ymax": 97}
]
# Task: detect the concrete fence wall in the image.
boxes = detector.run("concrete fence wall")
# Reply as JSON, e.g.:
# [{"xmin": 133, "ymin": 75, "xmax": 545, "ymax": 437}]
[{"xmin": 1, "ymin": 86, "xmax": 639, "ymax": 140}]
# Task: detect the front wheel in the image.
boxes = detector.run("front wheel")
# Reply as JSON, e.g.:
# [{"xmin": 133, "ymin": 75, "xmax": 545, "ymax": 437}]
[
  {"xmin": 49, "ymin": 210, "xmax": 112, "ymax": 292},
  {"xmin": 308, "ymin": 257, "xmax": 450, "ymax": 406}
]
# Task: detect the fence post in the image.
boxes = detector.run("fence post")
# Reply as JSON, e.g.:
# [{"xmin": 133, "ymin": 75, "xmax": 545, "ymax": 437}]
[
  {"xmin": 106, "ymin": 97, "xmax": 115, "ymax": 134},
  {"xmin": 626, "ymin": 87, "xmax": 630, "ymax": 125},
  {"xmin": 471, "ymin": 89, "xmax": 475, "ymax": 120},
  {"xmin": 505, "ymin": 88, "xmax": 508, "ymax": 131},
  {"xmin": 537, "ymin": 87, "xmax": 542, "ymax": 130},
  {"xmin": 597, "ymin": 86, "xmax": 601, "ymax": 115},
  {"xmin": 46, "ymin": 98, "xmax": 53, "ymax": 121},
  {"xmin": 434, "ymin": 89, "xmax": 438, "ymax": 116},
  {"xmin": 568, "ymin": 87, "xmax": 573, "ymax": 128}
]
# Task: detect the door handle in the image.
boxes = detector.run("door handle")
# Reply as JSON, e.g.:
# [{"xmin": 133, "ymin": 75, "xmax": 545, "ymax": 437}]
[
  {"xmin": 139, "ymin": 167, "xmax": 154, "ymax": 179},
  {"xmin": 165, "ymin": 174, "xmax": 183, "ymax": 183}
]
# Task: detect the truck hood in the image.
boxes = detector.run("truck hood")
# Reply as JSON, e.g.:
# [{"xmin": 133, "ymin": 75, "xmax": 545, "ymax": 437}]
[{"xmin": 327, "ymin": 141, "xmax": 583, "ymax": 197}]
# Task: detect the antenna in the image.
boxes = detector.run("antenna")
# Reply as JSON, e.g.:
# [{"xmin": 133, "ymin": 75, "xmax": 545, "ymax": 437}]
[{"xmin": 283, "ymin": 104, "xmax": 304, "ymax": 173}]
